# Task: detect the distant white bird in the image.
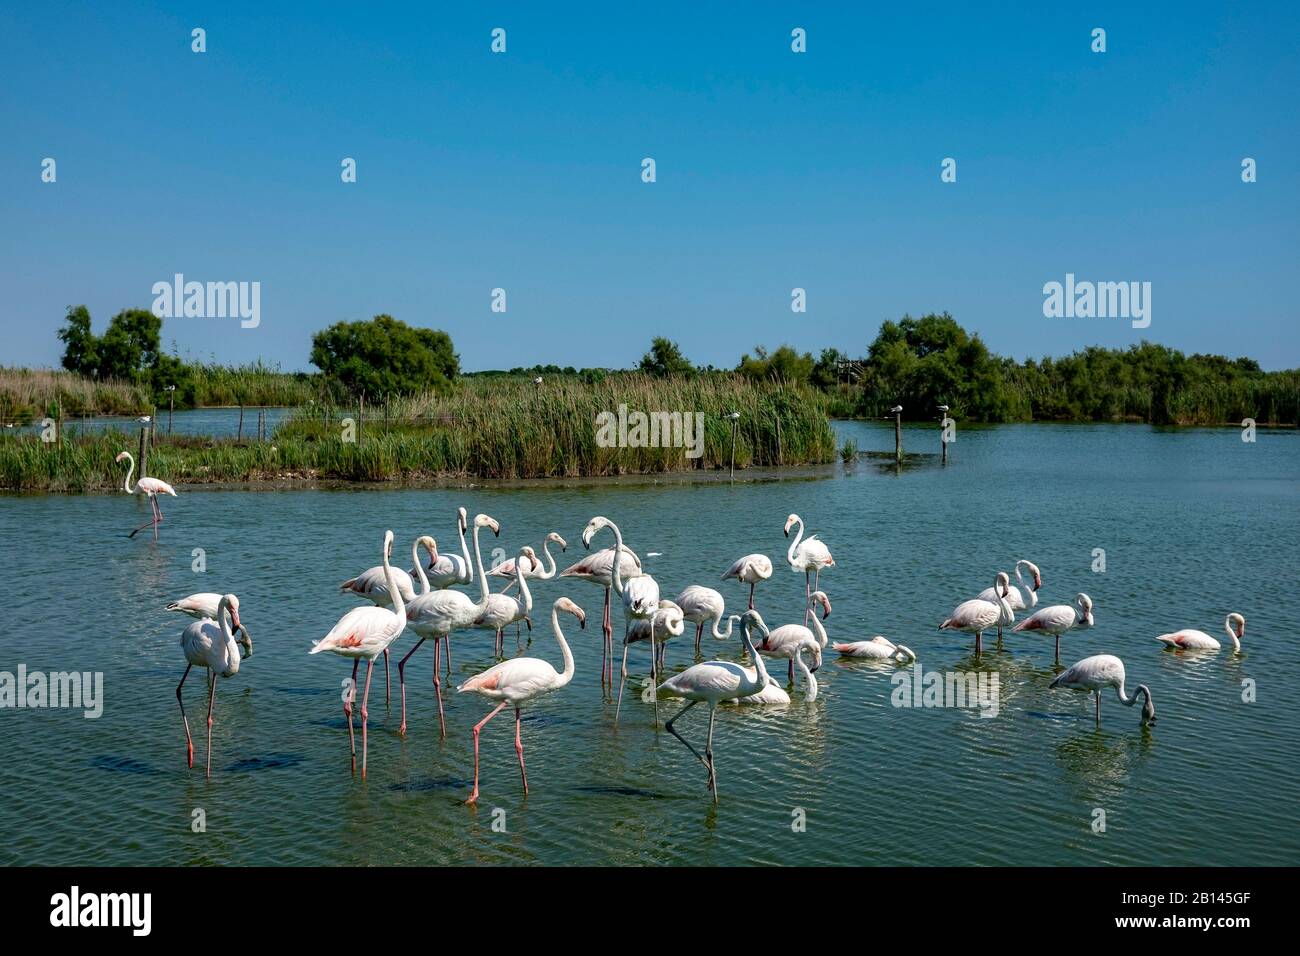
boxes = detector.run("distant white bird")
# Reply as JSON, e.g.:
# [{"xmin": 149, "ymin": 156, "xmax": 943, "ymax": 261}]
[
  {"xmin": 656, "ymin": 609, "xmax": 775, "ymax": 801},
  {"xmin": 166, "ymin": 593, "xmax": 252, "ymax": 657},
  {"xmin": 675, "ymin": 585, "xmax": 734, "ymax": 654},
  {"xmin": 1050, "ymin": 654, "xmax": 1156, "ymax": 726},
  {"xmin": 975, "ymin": 559, "xmax": 1042, "ymax": 643},
  {"xmin": 721, "ymin": 553, "xmax": 773, "ymax": 610},
  {"xmin": 309, "ymin": 530, "xmax": 408, "ymax": 777},
  {"xmin": 175, "ymin": 593, "xmax": 244, "ymax": 777},
  {"xmin": 832, "ymin": 635, "xmax": 916, "ymax": 663},
  {"xmin": 115, "ymin": 450, "xmax": 177, "ymax": 538},
  {"xmin": 939, "ymin": 572, "xmax": 1013, "ymax": 655},
  {"xmin": 755, "ymin": 591, "xmax": 830, "ymax": 683},
  {"xmin": 1157, "ymin": 613, "xmax": 1246, "ymax": 653},
  {"xmin": 1013, "ymin": 592, "xmax": 1094, "ymax": 662},
  {"xmin": 458, "ymin": 597, "xmax": 584, "ymax": 804},
  {"xmin": 559, "ymin": 544, "xmax": 643, "ymax": 687},
  {"xmin": 785, "ymin": 514, "xmax": 834, "ymax": 621}
]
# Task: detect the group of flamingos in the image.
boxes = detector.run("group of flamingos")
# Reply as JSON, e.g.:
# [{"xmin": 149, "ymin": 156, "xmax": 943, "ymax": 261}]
[{"xmin": 135, "ymin": 456, "xmax": 1249, "ymax": 800}]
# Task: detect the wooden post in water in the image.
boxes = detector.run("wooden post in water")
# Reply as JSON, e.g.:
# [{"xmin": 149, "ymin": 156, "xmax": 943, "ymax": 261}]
[
  {"xmin": 138, "ymin": 423, "xmax": 150, "ymax": 479},
  {"xmin": 891, "ymin": 405, "xmax": 903, "ymax": 464},
  {"xmin": 238, "ymin": 405, "xmax": 244, "ymax": 442},
  {"xmin": 358, "ymin": 394, "xmax": 365, "ymax": 445},
  {"xmin": 727, "ymin": 411, "xmax": 740, "ymax": 480},
  {"xmin": 938, "ymin": 404, "xmax": 949, "ymax": 465}
]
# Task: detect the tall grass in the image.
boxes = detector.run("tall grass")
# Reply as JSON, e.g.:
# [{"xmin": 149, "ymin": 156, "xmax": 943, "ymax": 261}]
[
  {"xmin": 0, "ymin": 368, "xmax": 152, "ymax": 423},
  {"xmin": 188, "ymin": 362, "xmax": 331, "ymax": 407}
]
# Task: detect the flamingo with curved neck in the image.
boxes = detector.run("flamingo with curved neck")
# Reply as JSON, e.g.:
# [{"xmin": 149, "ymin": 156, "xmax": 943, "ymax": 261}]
[
  {"xmin": 1050, "ymin": 654, "xmax": 1156, "ymax": 726},
  {"xmin": 115, "ymin": 450, "xmax": 178, "ymax": 538},
  {"xmin": 784, "ymin": 513, "xmax": 834, "ymax": 623},
  {"xmin": 176, "ymin": 593, "xmax": 244, "ymax": 776}
]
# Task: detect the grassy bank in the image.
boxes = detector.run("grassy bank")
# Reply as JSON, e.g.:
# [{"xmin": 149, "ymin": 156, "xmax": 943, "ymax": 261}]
[{"xmin": 0, "ymin": 374, "xmax": 837, "ymax": 490}]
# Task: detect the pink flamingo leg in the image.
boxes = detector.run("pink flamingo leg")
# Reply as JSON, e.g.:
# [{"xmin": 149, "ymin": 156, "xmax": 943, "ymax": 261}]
[
  {"xmin": 396, "ymin": 637, "xmax": 426, "ymax": 736},
  {"xmin": 345, "ymin": 660, "xmax": 359, "ymax": 766},
  {"xmin": 804, "ymin": 570, "xmax": 812, "ymax": 626},
  {"xmin": 445, "ymin": 633, "xmax": 453, "ymax": 675},
  {"xmin": 514, "ymin": 707, "xmax": 528, "ymax": 794},
  {"xmin": 432, "ymin": 637, "xmax": 446, "ymax": 737},
  {"xmin": 360, "ymin": 659, "xmax": 374, "ymax": 778},
  {"xmin": 176, "ymin": 664, "xmax": 194, "ymax": 768},
  {"xmin": 205, "ymin": 672, "xmax": 217, "ymax": 778},
  {"xmin": 466, "ymin": 701, "xmax": 507, "ymax": 804},
  {"xmin": 748, "ymin": 581, "xmax": 755, "ymax": 610},
  {"xmin": 383, "ymin": 649, "xmax": 391, "ymax": 706},
  {"xmin": 695, "ymin": 622, "xmax": 703, "ymax": 655}
]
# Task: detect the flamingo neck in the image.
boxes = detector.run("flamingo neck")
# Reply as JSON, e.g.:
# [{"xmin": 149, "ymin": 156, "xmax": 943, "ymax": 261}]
[
  {"xmin": 741, "ymin": 620, "xmax": 771, "ymax": 690},
  {"xmin": 551, "ymin": 606, "xmax": 575, "ymax": 689},
  {"xmin": 120, "ymin": 452, "xmax": 136, "ymax": 493},
  {"xmin": 808, "ymin": 611, "xmax": 828, "ymax": 648},
  {"xmin": 412, "ymin": 539, "xmax": 431, "ymax": 595},
  {"xmin": 537, "ymin": 540, "xmax": 559, "ymax": 580},
  {"xmin": 514, "ymin": 553, "xmax": 533, "ymax": 613},
  {"xmin": 1225, "ymin": 617, "xmax": 1241, "ymax": 652},
  {"xmin": 709, "ymin": 606, "xmax": 734, "ymax": 640},
  {"xmin": 457, "ymin": 517, "xmax": 472, "ymax": 581},
  {"xmin": 217, "ymin": 596, "xmax": 239, "ymax": 672},
  {"xmin": 606, "ymin": 522, "xmax": 626, "ymax": 596},
  {"xmin": 382, "ymin": 539, "xmax": 406, "ymax": 627},
  {"xmin": 786, "ymin": 517, "xmax": 805, "ymax": 565},
  {"xmin": 471, "ymin": 523, "xmax": 490, "ymax": 607},
  {"xmin": 797, "ymin": 649, "xmax": 817, "ymax": 702}
]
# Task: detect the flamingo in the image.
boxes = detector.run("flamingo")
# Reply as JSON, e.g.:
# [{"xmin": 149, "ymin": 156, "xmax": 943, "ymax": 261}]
[
  {"xmin": 975, "ymin": 559, "xmax": 1042, "ymax": 643},
  {"xmin": 473, "ymin": 546, "xmax": 535, "ymax": 656},
  {"xmin": 1157, "ymin": 613, "xmax": 1246, "ymax": 653},
  {"xmin": 1049, "ymin": 654, "xmax": 1156, "ymax": 726},
  {"xmin": 175, "ymin": 593, "xmax": 243, "ymax": 777},
  {"xmin": 675, "ymin": 585, "xmax": 734, "ymax": 654},
  {"xmin": 1012, "ymin": 592, "xmax": 1094, "ymax": 662},
  {"xmin": 166, "ymin": 593, "xmax": 253, "ymax": 658},
  {"xmin": 617, "ymin": 600, "xmax": 685, "ymax": 718},
  {"xmin": 655, "ymin": 609, "xmax": 774, "ymax": 801},
  {"xmin": 458, "ymin": 597, "xmax": 584, "ymax": 804},
  {"xmin": 397, "ymin": 516, "xmax": 499, "ymax": 737},
  {"xmin": 720, "ymin": 553, "xmax": 773, "ymax": 610},
  {"xmin": 114, "ymin": 451, "xmax": 177, "ymax": 538},
  {"xmin": 755, "ymin": 591, "xmax": 831, "ymax": 683},
  {"xmin": 939, "ymin": 572, "xmax": 1013, "ymax": 656},
  {"xmin": 421, "ymin": 507, "xmax": 474, "ymax": 589},
  {"xmin": 784, "ymin": 514, "xmax": 834, "ymax": 622},
  {"xmin": 309, "ymin": 530, "xmax": 408, "ymax": 777},
  {"xmin": 558, "ymin": 544, "xmax": 642, "ymax": 686},
  {"xmin": 832, "ymin": 635, "xmax": 917, "ymax": 663},
  {"xmin": 728, "ymin": 634, "xmax": 820, "ymax": 704},
  {"xmin": 491, "ymin": 532, "xmax": 568, "ymax": 587}
]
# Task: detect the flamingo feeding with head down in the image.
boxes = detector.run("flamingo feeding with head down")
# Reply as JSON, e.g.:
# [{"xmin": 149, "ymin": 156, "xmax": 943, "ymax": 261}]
[
  {"xmin": 115, "ymin": 451, "xmax": 177, "ymax": 538},
  {"xmin": 167, "ymin": 593, "xmax": 252, "ymax": 658},
  {"xmin": 1013, "ymin": 592, "xmax": 1094, "ymax": 662},
  {"xmin": 1050, "ymin": 654, "xmax": 1156, "ymax": 726},
  {"xmin": 309, "ymin": 530, "xmax": 408, "ymax": 777},
  {"xmin": 675, "ymin": 585, "xmax": 734, "ymax": 654},
  {"xmin": 784, "ymin": 514, "xmax": 834, "ymax": 622},
  {"xmin": 832, "ymin": 635, "xmax": 917, "ymax": 663},
  {"xmin": 458, "ymin": 597, "xmax": 585, "ymax": 804},
  {"xmin": 721, "ymin": 553, "xmax": 773, "ymax": 610},
  {"xmin": 975, "ymin": 559, "xmax": 1042, "ymax": 643},
  {"xmin": 939, "ymin": 572, "xmax": 1013, "ymax": 656},
  {"xmin": 755, "ymin": 591, "xmax": 831, "ymax": 683},
  {"xmin": 558, "ymin": 544, "xmax": 642, "ymax": 686},
  {"xmin": 176, "ymin": 592, "xmax": 244, "ymax": 777},
  {"xmin": 656, "ymin": 608, "xmax": 774, "ymax": 801},
  {"xmin": 1157, "ymin": 613, "xmax": 1246, "ymax": 653}
]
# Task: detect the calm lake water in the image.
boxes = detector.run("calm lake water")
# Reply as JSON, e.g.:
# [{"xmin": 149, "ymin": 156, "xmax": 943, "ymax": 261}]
[
  {"xmin": 2, "ymin": 422, "xmax": 1297, "ymax": 866},
  {"xmin": 15, "ymin": 406, "xmax": 295, "ymax": 439}
]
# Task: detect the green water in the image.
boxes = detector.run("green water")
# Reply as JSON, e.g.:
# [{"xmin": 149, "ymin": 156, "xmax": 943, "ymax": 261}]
[{"xmin": 1, "ymin": 423, "xmax": 1297, "ymax": 865}]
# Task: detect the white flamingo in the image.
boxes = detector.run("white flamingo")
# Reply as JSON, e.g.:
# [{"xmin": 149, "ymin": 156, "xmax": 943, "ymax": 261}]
[
  {"xmin": 421, "ymin": 507, "xmax": 475, "ymax": 589},
  {"xmin": 166, "ymin": 593, "xmax": 252, "ymax": 657},
  {"xmin": 975, "ymin": 559, "xmax": 1042, "ymax": 643},
  {"xmin": 175, "ymin": 593, "xmax": 243, "ymax": 777},
  {"xmin": 558, "ymin": 544, "xmax": 642, "ymax": 686},
  {"xmin": 1050, "ymin": 654, "xmax": 1156, "ymax": 726},
  {"xmin": 755, "ymin": 591, "xmax": 831, "ymax": 683},
  {"xmin": 675, "ymin": 585, "xmax": 734, "ymax": 654},
  {"xmin": 727, "ymin": 634, "xmax": 820, "ymax": 704},
  {"xmin": 1013, "ymin": 592, "xmax": 1094, "ymax": 662},
  {"xmin": 618, "ymin": 600, "xmax": 685, "ymax": 716},
  {"xmin": 473, "ymin": 546, "xmax": 535, "ymax": 656},
  {"xmin": 458, "ymin": 597, "xmax": 584, "ymax": 804},
  {"xmin": 832, "ymin": 635, "xmax": 917, "ymax": 663},
  {"xmin": 656, "ymin": 609, "xmax": 774, "ymax": 801},
  {"xmin": 720, "ymin": 553, "xmax": 773, "ymax": 610},
  {"xmin": 784, "ymin": 514, "xmax": 834, "ymax": 621},
  {"xmin": 115, "ymin": 450, "xmax": 177, "ymax": 538},
  {"xmin": 1157, "ymin": 613, "xmax": 1246, "ymax": 653},
  {"xmin": 309, "ymin": 530, "xmax": 408, "ymax": 777},
  {"xmin": 398, "ymin": 517, "xmax": 499, "ymax": 737},
  {"xmin": 491, "ymin": 532, "xmax": 568, "ymax": 587},
  {"xmin": 939, "ymin": 572, "xmax": 1013, "ymax": 655}
]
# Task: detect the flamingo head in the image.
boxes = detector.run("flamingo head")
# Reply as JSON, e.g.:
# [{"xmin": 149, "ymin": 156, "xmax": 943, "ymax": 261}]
[
  {"xmin": 741, "ymin": 608, "xmax": 769, "ymax": 641},
  {"xmin": 475, "ymin": 514, "xmax": 500, "ymax": 536},
  {"xmin": 894, "ymin": 644, "xmax": 917, "ymax": 664},
  {"xmin": 995, "ymin": 571, "xmax": 1011, "ymax": 598},
  {"xmin": 114, "ymin": 451, "xmax": 130, "ymax": 464},
  {"xmin": 783, "ymin": 514, "xmax": 799, "ymax": 537},
  {"xmin": 1076, "ymin": 592, "xmax": 1094, "ymax": 626},
  {"xmin": 383, "ymin": 529, "xmax": 394, "ymax": 560},
  {"xmin": 1024, "ymin": 561, "xmax": 1042, "ymax": 590},
  {"xmin": 222, "ymin": 593, "xmax": 242, "ymax": 635},
  {"xmin": 1140, "ymin": 686, "xmax": 1156, "ymax": 723},
  {"xmin": 555, "ymin": 597, "xmax": 586, "ymax": 628},
  {"xmin": 811, "ymin": 590, "xmax": 832, "ymax": 619},
  {"xmin": 520, "ymin": 545, "xmax": 538, "ymax": 567},
  {"xmin": 417, "ymin": 535, "xmax": 438, "ymax": 561},
  {"xmin": 548, "ymin": 532, "xmax": 569, "ymax": 551},
  {"xmin": 1228, "ymin": 613, "xmax": 1245, "ymax": 639},
  {"xmin": 803, "ymin": 638, "xmax": 822, "ymax": 672},
  {"xmin": 457, "ymin": 507, "xmax": 468, "ymax": 532},
  {"xmin": 581, "ymin": 516, "xmax": 611, "ymax": 549}
]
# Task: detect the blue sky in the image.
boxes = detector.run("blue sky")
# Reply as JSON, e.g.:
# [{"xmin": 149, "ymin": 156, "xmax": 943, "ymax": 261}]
[{"xmin": 2, "ymin": 2, "xmax": 1296, "ymax": 372}]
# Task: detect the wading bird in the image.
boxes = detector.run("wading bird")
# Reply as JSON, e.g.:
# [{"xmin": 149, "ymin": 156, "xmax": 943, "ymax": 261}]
[
  {"xmin": 473, "ymin": 546, "xmax": 535, "ymax": 656},
  {"xmin": 491, "ymin": 532, "xmax": 568, "ymax": 587},
  {"xmin": 656, "ymin": 609, "xmax": 774, "ymax": 801},
  {"xmin": 167, "ymin": 593, "xmax": 252, "ymax": 658},
  {"xmin": 617, "ymin": 600, "xmax": 684, "ymax": 719},
  {"xmin": 176, "ymin": 593, "xmax": 244, "ymax": 777},
  {"xmin": 309, "ymin": 530, "xmax": 408, "ymax": 777},
  {"xmin": 115, "ymin": 451, "xmax": 177, "ymax": 538},
  {"xmin": 1157, "ymin": 613, "xmax": 1246, "ymax": 653},
  {"xmin": 940, "ymin": 572, "xmax": 1013, "ymax": 656},
  {"xmin": 339, "ymin": 538, "xmax": 430, "ymax": 704},
  {"xmin": 1049, "ymin": 654, "xmax": 1156, "ymax": 726},
  {"xmin": 458, "ymin": 597, "xmax": 584, "ymax": 804},
  {"xmin": 784, "ymin": 514, "xmax": 834, "ymax": 621},
  {"xmin": 1013, "ymin": 592, "xmax": 1094, "ymax": 662},
  {"xmin": 975, "ymin": 559, "xmax": 1042, "ymax": 643},
  {"xmin": 721, "ymin": 553, "xmax": 773, "ymax": 610},
  {"xmin": 421, "ymin": 507, "xmax": 474, "ymax": 590},
  {"xmin": 756, "ymin": 591, "xmax": 831, "ymax": 683},
  {"xmin": 559, "ymin": 544, "xmax": 643, "ymax": 685},
  {"xmin": 832, "ymin": 635, "xmax": 917, "ymax": 663},
  {"xmin": 731, "ymin": 634, "xmax": 820, "ymax": 704},
  {"xmin": 675, "ymin": 585, "xmax": 734, "ymax": 654}
]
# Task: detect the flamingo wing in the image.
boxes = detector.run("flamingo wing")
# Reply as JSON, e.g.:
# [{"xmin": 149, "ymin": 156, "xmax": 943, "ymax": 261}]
[
  {"xmin": 458, "ymin": 658, "xmax": 559, "ymax": 699},
  {"xmin": 1012, "ymin": 604, "xmax": 1077, "ymax": 633},
  {"xmin": 311, "ymin": 606, "xmax": 401, "ymax": 656}
]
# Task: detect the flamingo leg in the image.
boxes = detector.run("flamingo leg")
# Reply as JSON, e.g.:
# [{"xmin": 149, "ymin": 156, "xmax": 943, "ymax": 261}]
[
  {"xmin": 346, "ymin": 659, "xmax": 359, "ymax": 764},
  {"xmin": 996, "ymin": 624, "xmax": 1003, "ymax": 649},
  {"xmin": 514, "ymin": 707, "xmax": 528, "ymax": 794},
  {"xmin": 665, "ymin": 699, "xmax": 709, "ymax": 783},
  {"xmin": 603, "ymin": 589, "xmax": 613, "ymax": 686},
  {"xmin": 787, "ymin": 658, "xmax": 795, "ymax": 684},
  {"xmin": 1055, "ymin": 634, "xmax": 1061, "ymax": 663},
  {"xmin": 432, "ymin": 637, "xmax": 446, "ymax": 737},
  {"xmin": 360, "ymin": 659, "xmax": 374, "ymax": 778},
  {"xmin": 383, "ymin": 648, "xmax": 391, "ymax": 707},
  {"xmin": 466, "ymin": 701, "xmax": 508, "ymax": 804},
  {"xmin": 615, "ymin": 640, "xmax": 632, "ymax": 723},
  {"xmin": 445, "ymin": 633, "xmax": 453, "ymax": 674},
  {"xmin": 205, "ymin": 672, "xmax": 217, "ymax": 779},
  {"xmin": 396, "ymin": 637, "xmax": 426, "ymax": 736},
  {"xmin": 128, "ymin": 499, "xmax": 157, "ymax": 538},
  {"xmin": 705, "ymin": 704, "xmax": 718, "ymax": 801},
  {"xmin": 804, "ymin": 570, "xmax": 811, "ymax": 625},
  {"xmin": 747, "ymin": 581, "xmax": 755, "ymax": 610},
  {"xmin": 176, "ymin": 664, "xmax": 194, "ymax": 768},
  {"xmin": 1095, "ymin": 690, "xmax": 1101, "ymax": 725},
  {"xmin": 695, "ymin": 622, "xmax": 703, "ymax": 655},
  {"xmin": 650, "ymin": 633, "xmax": 659, "ymax": 727}
]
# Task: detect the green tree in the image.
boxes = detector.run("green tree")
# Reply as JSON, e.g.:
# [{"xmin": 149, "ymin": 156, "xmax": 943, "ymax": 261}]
[
  {"xmin": 639, "ymin": 337, "xmax": 694, "ymax": 376},
  {"xmin": 737, "ymin": 344, "xmax": 814, "ymax": 384},
  {"xmin": 310, "ymin": 314, "xmax": 459, "ymax": 397},
  {"xmin": 57, "ymin": 305, "xmax": 99, "ymax": 377},
  {"xmin": 97, "ymin": 308, "xmax": 162, "ymax": 381}
]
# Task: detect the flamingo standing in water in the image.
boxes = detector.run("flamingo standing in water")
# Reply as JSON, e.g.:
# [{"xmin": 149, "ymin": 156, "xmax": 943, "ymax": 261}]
[
  {"xmin": 756, "ymin": 591, "xmax": 831, "ymax": 683},
  {"xmin": 176, "ymin": 593, "xmax": 243, "ymax": 777},
  {"xmin": 115, "ymin": 451, "xmax": 177, "ymax": 538},
  {"xmin": 720, "ymin": 635, "xmax": 821, "ymax": 706},
  {"xmin": 675, "ymin": 585, "xmax": 734, "ymax": 654},
  {"xmin": 784, "ymin": 514, "xmax": 834, "ymax": 622},
  {"xmin": 473, "ymin": 546, "xmax": 535, "ymax": 656},
  {"xmin": 975, "ymin": 559, "xmax": 1042, "ymax": 644},
  {"xmin": 1013, "ymin": 592, "xmax": 1094, "ymax": 662},
  {"xmin": 617, "ymin": 600, "xmax": 685, "ymax": 718},
  {"xmin": 458, "ymin": 597, "xmax": 585, "ymax": 804},
  {"xmin": 1050, "ymin": 654, "xmax": 1156, "ymax": 726},
  {"xmin": 1157, "ymin": 613, "xmax": 1246, "ymax": 653},
  {"xmin": 721, "ymin": 553, "xmax": 773, "ymax": 610},
  {"xmin": 558, "ymin": 545, "xmax": 642, "ymax": 686},
  {"xmin": 832, "ymin": 635, "xmax": 916, "ymax": 663},
  {"xmin": 490, "ymin": 532, "xmax": 568, "ymax": 588},
  {"xmin": 656, "ymin": 609, "xmax": 774, "ymax": 801},
  {"xmin": 421, "ymin": 508, "xmax": 474, "ymax": 589},
  {"xmin": 166, "ymin": 593, "xmax": 252, "ymax": 658},
  {"xmin": 339, "ymin": 539, "xmax": 428, "ymax": 705},
  {"xmin": 939, "ymin": 572, "xmax": 1013, "ymax": 655},
  {"xmin": 309, "ymin": 530, "xmax": 408, "ymax": 777}
]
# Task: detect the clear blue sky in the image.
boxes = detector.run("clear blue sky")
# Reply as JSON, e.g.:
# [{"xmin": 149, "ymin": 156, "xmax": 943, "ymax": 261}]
[{"xmin": 2, "ymin": 1, "xmax": 1296, "ymax": 372}]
